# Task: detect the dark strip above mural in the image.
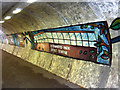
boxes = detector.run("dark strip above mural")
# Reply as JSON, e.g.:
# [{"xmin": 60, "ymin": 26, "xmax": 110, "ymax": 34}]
[{"xmin": 0, "ymin": 21, "xmax": 112, "ymax": 66}]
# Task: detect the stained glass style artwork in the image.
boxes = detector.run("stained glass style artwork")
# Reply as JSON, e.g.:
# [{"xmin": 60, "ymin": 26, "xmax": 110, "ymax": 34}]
[
  {"xmin": 6, "ymin": 33, "xmax": 25, "ymax": 47},
  {"xmin": 7, "ymin": 35, "xmax": 14, "ymax": 45},
  {"xmin": 29, "ymin": 21, "xmax": 112, "ymax": 66},
  {"xmin": 0, "ymin": 35, "xmax": 8, "ymax": 44},
  {"xmin": 1, "ymin": 18, "xmax": 119, "ymax": 66},
  {"xmin": 17, "ymin": 34, "xmax": 25, "ymax": 47},
  {"xmin": 0, "ymin": 35, "xmax": 5, "ymax": 43},
  {"xmin": 11, "ymin": 34, "xmax": 19, "ymax": 46},
  {"xmin": 110, "ymin": 17, "xmax": 120, "ymax": 30}
]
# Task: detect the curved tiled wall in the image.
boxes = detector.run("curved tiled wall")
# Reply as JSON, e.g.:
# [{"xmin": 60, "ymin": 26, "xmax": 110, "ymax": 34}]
[{"xmin": 0, "ymin": 2, "xmax": 119, "ymax": 88}]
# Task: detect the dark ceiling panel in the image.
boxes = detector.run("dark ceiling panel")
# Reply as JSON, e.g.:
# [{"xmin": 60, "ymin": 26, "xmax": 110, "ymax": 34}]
[{"xmin": 2, "ymin": 2, "xmax": 18, "ymax": 17}]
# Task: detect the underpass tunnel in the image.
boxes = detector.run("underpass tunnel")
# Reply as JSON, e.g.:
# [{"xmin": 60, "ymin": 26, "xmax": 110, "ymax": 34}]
[{"xmin": 0, "ymin": 1, "xmax": 120, "ymax": 88}]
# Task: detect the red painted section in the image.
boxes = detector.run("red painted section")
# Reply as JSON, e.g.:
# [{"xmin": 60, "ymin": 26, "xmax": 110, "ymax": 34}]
[{"xmin": 34, "ymin": 43, "xmax": 97, "ymax": 62}]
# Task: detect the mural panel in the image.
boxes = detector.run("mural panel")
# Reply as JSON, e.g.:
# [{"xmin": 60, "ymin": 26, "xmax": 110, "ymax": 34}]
[
  {"xmin": 0, "ymin": 35, "xmax": 4, "ymax": 43},
  {"xmin": 17, "ymin": 33, "xmax": 25, "ymax": 47},
  {"xmin": 7, "ymin": 35, "xmax": 14, "ymax": 45},
  {"xmin": 7, "ymin": 33, "xmax": 25, "ymax": 47},
  {"xmin": 0, "ymin": 35, "xmax": 8, "ymax": 44},
  {"xmin": 1, "ymin": 18, "xmax": 120, "ymax": 66},
  {"xmin": 30, "ymin": 21, "xmax": 112, "ymax": 65},
  {"xmin": 4, "ymin": 19, "xmax": 120, "ymax": 66}
]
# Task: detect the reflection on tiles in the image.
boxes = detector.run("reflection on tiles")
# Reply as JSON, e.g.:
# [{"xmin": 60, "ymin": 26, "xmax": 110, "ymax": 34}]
[
  {"xmin": 83, "ymin": 41, "xmax": 89, "ymax": 47},
  {"xmin": 34, "ymin": 32, "xmax": 97, "ymax": 48},
  {"xmin": 70, "ymin": 33, "xmax": 76, "ymax": 40},
  {"xmin": 71, "ymin": 41, "xmax": 76, "ymax": 45},
  {"xmin": 89, "ymin": 42, "xmax": 96, "ymax": 47},
  {"xmin": 88, "ymin": 33, "xmax": 96, "ymax": 41},
  {"xmin": 65, "ymin": 40, "xmax": 70, "ymax": 45},
  {"xmin": 75, "ymin": 33, "xmax": 82, "ymax": 40},
  {"xmin": 81, "ymin": 33, "xmax": 88, "ymax": 40},
  {"xmin": 77, "ymin": 41, "xmax": 82, "ymax": 46},
  {"xmin": 63, "ymin": 33, "xmax": 69, "ymax": 39}
]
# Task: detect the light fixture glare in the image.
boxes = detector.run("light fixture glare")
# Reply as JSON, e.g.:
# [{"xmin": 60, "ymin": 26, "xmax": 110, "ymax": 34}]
[
  {"xmin": 4, "ymin": 16, "xmax": 12, "ymax": 20},
  {"xmin": 27, "ymin": 0, "xmax": 37, "ymax": 3},
  {"xmin": 0, "ymin": 20, "xmax": 5, "ymax": 23},
  {"xmin": 13, "ymin": 8, "xmax": 22, "ymax": 14}
]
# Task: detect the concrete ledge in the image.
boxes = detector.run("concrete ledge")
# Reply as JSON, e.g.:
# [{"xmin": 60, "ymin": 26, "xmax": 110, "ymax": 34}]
[
  {"xmin": 5, "ymin": 44, "xmax": 11, "ymax": 53},
  {"xmin": 17, "ymin": 47, "xmax": 24, "ymax": 58},
  {"xmin": 38, "ymin": 52, "xmax": 53, "ymax": 70},
  {"xmin": 9, "ymin": 45, "xmax": 15, "ymax": 54},
  {"xmin": 28, "ymin": 49, "xmax": 39, "ymax": 65},
  {"xmin": 0, "ymin": 43, "xmax": 5, "ymax": 50},
  {"xmin": 21, "ymin": 48, "xmax": 30, "ymax": 60},
  {"xmin": 13, "ymin": 46, "xmax": 19, "ymax": 56},
  {"xmin": 49, "ymin": 55, "xmax": 74, "ymax": 79},
  {"xmin": 2, "ymin": 44, "xmax": 6, "ymax": 51},
  {"xmin": 0, "ymin": 43, "xmax": 2, "ymax": 49}
]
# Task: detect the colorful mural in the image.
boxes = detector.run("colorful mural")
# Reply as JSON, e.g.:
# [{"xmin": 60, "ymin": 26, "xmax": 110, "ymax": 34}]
[
  {"xmin": 17, "ymin": 33, "xmax": 25, "ymax": 47},
  {"xmin": 7, "ymin": 35, "xmax": 14, "ymax": 45},
  {"xmin": 0, "ymin": 35, "xmax": 4, "ymax": 43},
  {"xmin": 0, "ymin": 35, "xmax": 8, "ymax": 44},
  {"xmin": 22, "ymin": 32, "xmax": 33, "ymax": 49},
  {"xmin": 1, "ymin": 18, "xmax": 120, "ymax": 66},
  {"xmin": 29, "ymin": 21, "xmax": 112, "ymax": 65},
  {"xmin": 110, "ymin": 17, "xmax": 120, "ymax": 30},
  {"xmin": 5, "ymin": 33, "xmax": 25, "ymax": 47}
]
